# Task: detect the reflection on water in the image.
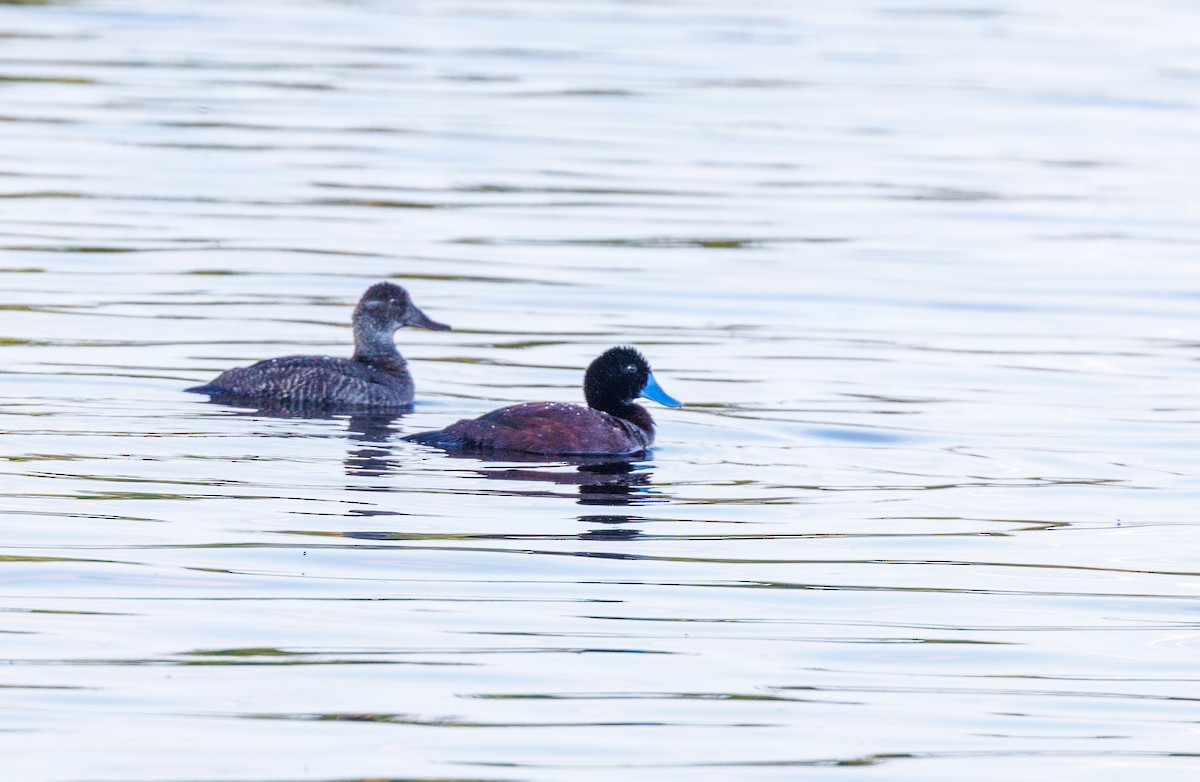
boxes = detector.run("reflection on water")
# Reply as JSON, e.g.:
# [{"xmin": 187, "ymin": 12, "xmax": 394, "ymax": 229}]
[
  {"xmin": 1, "ymin": 0, "xmax": 1200, "ymax": 779},
  {"xmin": 457, "ymin": 459, "xmax": 661, "ymax": 506},
  {"xmin": 344, "ymin": 413, "xmax": 405, "ymax": 478},
  {"xmin": 577, "ymin": 515, "xmax": 644, "ymax": 542}
]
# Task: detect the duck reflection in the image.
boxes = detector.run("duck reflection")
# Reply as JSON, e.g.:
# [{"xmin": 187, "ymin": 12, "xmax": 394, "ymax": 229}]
[
  {"xmin": 195, "ymin": 399, "xmax": 409, "ymax": 478},
  {"xmin": 452, "ymin": 459, "xmax": 662, "ymax": 540},
  {"xmin": 463, "ymin": 458, "xmax": 659, "ymax": 506},
  {"xmin": 577, "ymin": 514, "xmax": 644, "ymax": 541},
  {"xmin": 344, "ymin": 413, "xmax": 405, "ymax": 477}
]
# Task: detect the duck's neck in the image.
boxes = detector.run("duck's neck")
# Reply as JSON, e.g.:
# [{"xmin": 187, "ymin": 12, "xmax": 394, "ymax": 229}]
[
  {"xmin": 600, "ymin": 400, "xmax": 655, "ymax": 436},
  {"xmin": 352, "ymin": 321, "xmax": 405, "ymax": 373}
]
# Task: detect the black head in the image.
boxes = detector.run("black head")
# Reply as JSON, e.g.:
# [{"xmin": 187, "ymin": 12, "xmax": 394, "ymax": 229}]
[
  {"xmin": 354, "ymin": 282, "xmax": 450, "ymax": 332},
  {"xmin": 583, "ymin": 346, "xmax": 681, "ymax": 412}
]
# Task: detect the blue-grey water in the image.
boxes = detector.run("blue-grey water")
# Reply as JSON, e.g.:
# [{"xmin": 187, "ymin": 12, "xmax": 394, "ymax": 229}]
[{"xmin": 2, "ymin": 1, "xmax": 1199, "ymax": 779}]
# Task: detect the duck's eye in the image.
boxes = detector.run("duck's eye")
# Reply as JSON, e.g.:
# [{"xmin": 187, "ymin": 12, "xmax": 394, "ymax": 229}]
[{"xmin": 625, "ymin": 364, "xmax": 637, "ymax": 373}]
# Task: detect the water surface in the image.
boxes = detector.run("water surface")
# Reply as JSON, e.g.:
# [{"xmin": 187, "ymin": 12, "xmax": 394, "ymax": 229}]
[{"xmin": 1, "ymin": 0, "xmax": 1199, "ymax": 779}]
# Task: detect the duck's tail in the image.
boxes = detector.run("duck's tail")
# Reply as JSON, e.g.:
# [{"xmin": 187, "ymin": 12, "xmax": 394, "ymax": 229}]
[
  {"xmin": 185, "ymin": 383, "xmax": 226, "ymax": 396},
  {"xmin": 402, "ymin": 429, "xmax": 463, "ymax": 449}
]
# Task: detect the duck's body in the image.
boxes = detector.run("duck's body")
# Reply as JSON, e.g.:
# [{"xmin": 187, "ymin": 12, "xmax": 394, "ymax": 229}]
[
  {"xmin": 407, "ymin": 401, "xmax": 655, "ymax": 455},
  {"xmin": 188, "ymin": 354, "xmax": 417, "ymax": 409},
  {"xmin": 187, "ymin": 282, "xmax": 448, "ymax": 411},
  {"xmin": 405, "ymin": 346, "xmax": 680, "ymax": 456}
]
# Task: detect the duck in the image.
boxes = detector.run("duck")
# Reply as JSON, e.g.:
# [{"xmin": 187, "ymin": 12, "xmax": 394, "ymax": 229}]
[
  {"xmin": 404, "ymin": 346, "xmax": 681, "ymax": 456},
  {"xmin": 186, "ymin": 281, "xmax": 449, "ymax": 410}
]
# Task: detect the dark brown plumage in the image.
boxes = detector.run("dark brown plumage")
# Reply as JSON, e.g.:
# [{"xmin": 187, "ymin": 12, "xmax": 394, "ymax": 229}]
[{"xmin": 404, "ymin": 346, "xmax": 681, "ymax": 456}]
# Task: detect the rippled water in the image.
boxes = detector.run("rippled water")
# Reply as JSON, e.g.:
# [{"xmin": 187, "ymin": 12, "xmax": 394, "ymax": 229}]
[{"xmin": 2, "ymin": 0, "xmax": 1200, "ymax": 779}]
